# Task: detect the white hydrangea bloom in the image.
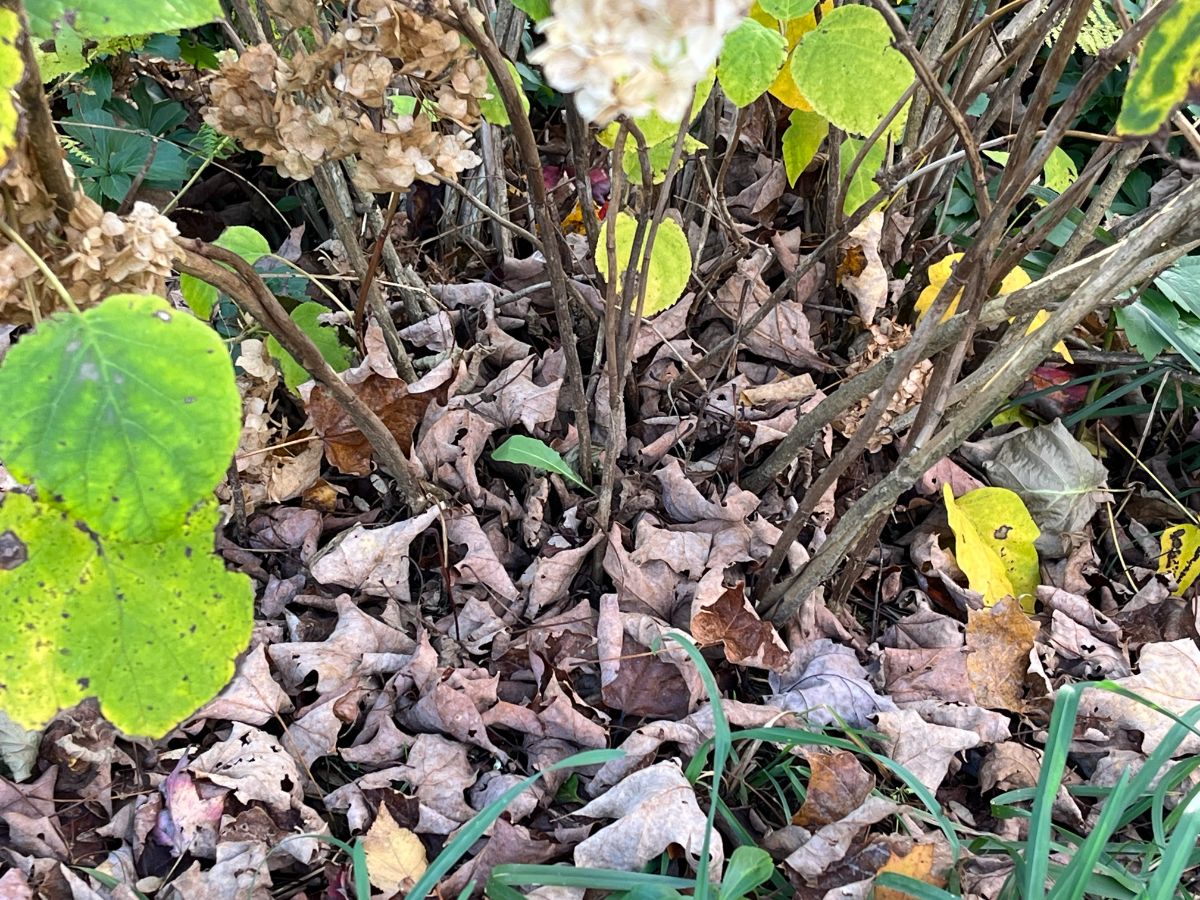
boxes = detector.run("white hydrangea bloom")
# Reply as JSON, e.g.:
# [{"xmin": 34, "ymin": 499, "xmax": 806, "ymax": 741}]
[{"xmin": 530, "ymin": 0, "xmax": 748, "ymax": 124}]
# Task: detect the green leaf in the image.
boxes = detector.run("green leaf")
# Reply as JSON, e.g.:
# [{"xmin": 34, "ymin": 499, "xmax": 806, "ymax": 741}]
[
  {"xmin": 617, "ymin": 133, "xmax": 706, "ymax": 185},
  {"xmin": 0, "ymin": 294, "xmax": 242, "ymax": 541},
  {"xmin": 0, "ymin": 9, "xmax": 23, "ymax": 171},
  {"xmin": 839, "ymin": 136, "xmax": 886, "ymax": 216},
  {"xmin": 181, "ymin": 225, "xmax": 271, "ymax": 319},
  {"xmin": 1116, "ymin": 1, "xmax": 1200, "ymax": 136},
  {"xmin": 510, "ymin": 0, "xmax": 551, "ymax": 22},
  {"xmin": 1155, "ymin": 256, "xmax": 1200, "ymax": 319},
  {"xmin": 594, "ymin": 212, "xmax": 693, "ymax": 317},
  {"xmin": 789, "ymin": 5, "xmax": 914, "ymax": 136},
  {"xmin": 492, "ymin": 435, "xmax": 588, "ymax": 490},
  {"xmin": 0, "ymin": 494, "xmax": 253, "ymax": 736},
  {"xmin": 718, "ymin": 20, "xmax": 787, "ymax": 108},
  {"xmin": 266, "ymin": 301, "xmax": 352, "ymax": 392},
  {"xmin": 25, "ymin": 0, "xmax": 222, "ymax": 41},
  {"xmin": 758, "ymin": 0, "xmax": 818, "ymax": 19},
  {"xmin": 1116, "ymin": 297, "xmax": 1175, "ymax": 363},
  {"xmin": 782, "ymin": 109, "xmax": 827, "ymax": 186},
  {"xmin": 1042, "ymin": 146, "xmax": 1078, "ymax": 194},
  {"xmin": 480, "ymin": 59, "xmax": 528, "ymax": 127}
]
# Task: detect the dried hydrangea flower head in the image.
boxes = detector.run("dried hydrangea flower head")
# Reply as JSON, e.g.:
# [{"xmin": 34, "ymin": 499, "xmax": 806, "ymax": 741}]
[{"xmin": 531, "ymin": 0, "xmax": 749, "ymax": 124}]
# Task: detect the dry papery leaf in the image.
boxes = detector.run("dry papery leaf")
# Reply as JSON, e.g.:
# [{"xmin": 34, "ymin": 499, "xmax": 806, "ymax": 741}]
[{"xmin": 574, "ymin": 761, "xmax": 723, "ymax": 879}]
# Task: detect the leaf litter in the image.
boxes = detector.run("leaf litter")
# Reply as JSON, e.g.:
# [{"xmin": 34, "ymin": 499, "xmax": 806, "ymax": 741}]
[{"xmin": 4, "ymin": 73, "xmax": 1200, "ymax": 900}]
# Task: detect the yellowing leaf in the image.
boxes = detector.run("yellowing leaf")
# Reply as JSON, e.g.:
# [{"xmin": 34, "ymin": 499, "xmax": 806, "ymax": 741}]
[
  {"xmin": 718, "ymin": 19, "xmax": 787, "ymax": 108},
  {"xmin": 1160, "ymin": 524, "xmax": 1200, "ymax": 596},
  {"xmin": 943, "ymin": 484, "xmax": 1040, "ymax": 612},
  {"xmin": 782, "ymin": 109, "xmax": 827, "ymax": 186},
  {"xmin": 789, "ymin": 5, "xmax": 914, "ymax": 137},
  {"xmin": 875, "ymin": 843, "xmax": 944, "ymax": 900},
  {"xmin": 362, "ymin": 805, "xmax": 428, "ymax": 896},
  {"xmin": 1116, "ymin": 1, "xmax": 1200, "ymax": 136},
  {"xmin": 0, "ymin": 8, "xmax": 22, "ymax": 172},
  {"xmin": 914, "ymin": 254, "xmax": 1071, "ymax": 362},
  {"xmin": 751, "ymin": 0, "xmax": 833, "ymax": 110},
  {"xmin": 595, "ymin": 211, "xmax": 692, "ymax": 317}
]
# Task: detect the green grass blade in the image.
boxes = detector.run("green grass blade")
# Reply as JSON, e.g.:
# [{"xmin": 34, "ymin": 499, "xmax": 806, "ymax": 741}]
[
  {"xmin": 873, "ymin": 873, "xmax": 959, "ymax": 900},
  {"xmin": 406, "ymin": 748, "xmax": 623, "ymax": 900},
  {"xmin": 489, "ymin": 864, "xmax": 696, "ymax": 890}
]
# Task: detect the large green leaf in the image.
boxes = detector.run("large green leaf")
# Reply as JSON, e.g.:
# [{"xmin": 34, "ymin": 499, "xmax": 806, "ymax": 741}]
[
  {"xmin": 594, "ymin": 212, "xmax": 693, "ymax": 318},
  {"xmin": 480, "ymin": 59, "xmax": 529, "ymax": 127},
  {"xmin": 266, "ymin": 301, "xmax": 352, "ymax": 392},
  {"xmin": 25, "ymin": 0, "xmax": 222, "ymax": 40},
  {"xmin": 1117, "ymin": 2, "xmax": 1200, "ymax": 136},
  {"xmin": 0, "ymin": 494, "xmax": 253, "ymax": 736},
  {"xmin": 789, "ymin": 5, "xmax": 914, "ymax": 136},
  {"xmin": 718, "ymin": 19, "xmax": 787, "ymax": 108},
  {"xmin": 0, "ymin": 294, "xmax": 242, "ymax": 541}
]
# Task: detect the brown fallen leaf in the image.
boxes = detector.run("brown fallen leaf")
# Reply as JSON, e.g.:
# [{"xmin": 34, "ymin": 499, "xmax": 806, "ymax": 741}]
[
  {"xmin": 965, "ymin": 596, "xmax": 1039, "ymax": 712},
  {"xmin": 837, "ymin": 210, "xmax": 888, "ymax": 324},
  {"xmin": 691, "ymin": 580, "xmax": 789, "ymax": 671},
  {"xmin": 362, "ymin": 805, "xmax": 428, "ymax": 896},
  {"xmin": 310, "ymin": 372, "xmax": 436, "ymax": 475},
  {"xmin": 794, "ymin": 747, "xmax": 876, "ymax": 828},
  {"xmin": 785, "ymin": 794, "xmax": 900, "ymax": 882},
  {"xmin": 192, "ymin": 643, "xmax": 293, "ymax": 727},
  {"xmin": 309, "ymin": 508, "xmax": 441, "ymax": 601}
]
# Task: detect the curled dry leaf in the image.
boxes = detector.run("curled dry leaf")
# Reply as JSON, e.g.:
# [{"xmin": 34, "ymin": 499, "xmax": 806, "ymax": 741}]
[
  {"xmin": 873, "ymin": 709, "xmax": 979, "ymax": 793},
  {"xmin": 1084, "ymin": 639, "xmax": 1200, "ymax": 755},
  {"xmin": 837, "ymin": 210, "xmax": 888, "ymax": 324},
  {"xmin": 768, "ymin": 639, "xmax": 899, "ymax": 729},
  {"xmin": 574, "ymin": 760, "xmax": 724, "ymax": 879}
]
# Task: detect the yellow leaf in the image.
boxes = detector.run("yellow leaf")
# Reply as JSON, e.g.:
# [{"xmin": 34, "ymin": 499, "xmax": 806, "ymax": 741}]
[
  {"xmin": 1160, "ymin": 524, "xmax": 1200, "ymax": 596},
  {"xmin": 875, "ymin": 843, "xmax": 944, "ymax": 900},
  {"xmin": 915, "ymin": 252, "xmax": 1032, "ymax": 321},
  {"xmin": 1025, "ymin": 309, "xmax": 1074, "ymax": 363},
  {"xmin": 1, "ymin": 8, "xmax": 23, "ymax": 172},
  {"xmin": 915, "ymin": 254, "xmax": 1070, "ymax": 362},
  {"xmin": 361, "ymin": 805, "xmax": 428, "ymax": 896},
  {"xmin": 594, "ymin": 211, "xmax": 693, "ymax": 317},
  {"xmin": 750, "ymin": 0, "xmax": 834, "ymax": 110},
  {"xmin": 943, "ymin": 484, "xmax": 1040, "ymax": 612}
]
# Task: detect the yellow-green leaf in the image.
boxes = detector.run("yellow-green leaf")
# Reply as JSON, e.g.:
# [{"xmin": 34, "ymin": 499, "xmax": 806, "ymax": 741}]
[
  {"xmin": 480, "ymin": 59, "xmax": 528, "ymax": 127},
  {"xmin": 0, "ymin": 8, "xmax": 22, "ymax": 172},
  {"xmin": 718, "ymin": 19, "xmax": 787, "ymax": 108},
  {"xmin": 758, "ymin": 0, "xmax": 818, "ymax": 19},
  {"xmin": 782, "ymin": 109, "xmax": 826, "ymax": 186},
  {"xmin": 1116, "ymin": 2, "xmax": 1200, "ymax": 136},
  {"xmin": 595, "ymin": 211, "xmax": 692, "ymax": 318},
  {"xmin": 943, "ymin": 484, "xmax": 1041, "ymax": 612},
  {"xmin": 1160, "ymin": 523, "xmax": 1200, "ymax": 596},
  {"xmin": 789, "ymin": 5, "xmax": 914, "ymax": 137},
  {"xmin": 839, "ymin": 136, "xmax": 885, "ymax": 217}
]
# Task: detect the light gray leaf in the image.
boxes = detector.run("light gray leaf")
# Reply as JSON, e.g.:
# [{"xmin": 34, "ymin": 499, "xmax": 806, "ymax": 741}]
[{"xmin": 983, "ymin": 420, "xmax": 1110, "ymax": 557}]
